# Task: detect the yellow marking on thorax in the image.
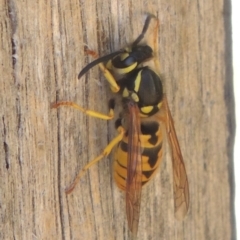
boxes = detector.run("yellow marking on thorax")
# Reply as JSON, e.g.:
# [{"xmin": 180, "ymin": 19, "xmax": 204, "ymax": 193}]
[
  {"xmin": 157, "ymin": 102, "xmax": 163, "ymax": 109},
  {"xmin": 131, "ymin": 92, "xmax": 139, "ymax": 102},
  {"xmin": 134, "ymin": 70, "xmax": 142, "ymax": 92},
  {"xmin": 122, "ymin": 88, "xmax": 129, "ymax": 97},
  {"xmin": 141, "ymin": 106, "xmax": 153, "ymax": 114}
]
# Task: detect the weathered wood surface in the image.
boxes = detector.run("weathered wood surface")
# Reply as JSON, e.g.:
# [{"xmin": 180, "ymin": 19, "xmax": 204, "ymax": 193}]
[{"xmin": 0, "ymin": 0, "xmax": 235, "ymax": 239}]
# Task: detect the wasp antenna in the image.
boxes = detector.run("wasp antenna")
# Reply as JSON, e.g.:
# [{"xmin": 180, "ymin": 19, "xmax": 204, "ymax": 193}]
[
  {"xmin": 132, "ymin": 14, "xmax": 157, "ymax": 46},
  {"xmin": 78, "ymin": 50, "xmax": 126, "ymax": 79}
]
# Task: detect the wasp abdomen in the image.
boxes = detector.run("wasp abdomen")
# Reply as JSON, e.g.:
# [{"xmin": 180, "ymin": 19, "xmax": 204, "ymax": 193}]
[{"xmin": 114, "ymin": 120, "xmax": 163, "ymax": 190}]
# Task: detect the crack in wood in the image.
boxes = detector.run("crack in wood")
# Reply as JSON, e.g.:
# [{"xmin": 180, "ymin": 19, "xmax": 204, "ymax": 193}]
[
  {"xmin": 2, "ymin": 116, "xmax": 10, "ymax": 169},
  {"xmin": 7, "ymin": 0, "xmax": 18, "ymax": 69}
]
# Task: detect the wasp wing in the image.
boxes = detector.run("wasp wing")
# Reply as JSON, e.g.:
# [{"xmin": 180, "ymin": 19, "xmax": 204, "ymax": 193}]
[
  {"xmin": 162, "ymin": 96, "xmax": 189, "ymax": 219},
  {"xmin": 126, "ymin": 101, "xmax": 142, "ymax": 236}
]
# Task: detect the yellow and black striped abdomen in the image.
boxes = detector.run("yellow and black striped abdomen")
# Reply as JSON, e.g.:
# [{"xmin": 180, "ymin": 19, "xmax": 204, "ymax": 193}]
[{"xmin": 114, "ymin": 120, "xmax": 163, "ymax": 191}]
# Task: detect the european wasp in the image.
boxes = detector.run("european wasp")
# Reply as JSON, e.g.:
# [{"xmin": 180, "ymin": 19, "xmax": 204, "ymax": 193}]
[{"xmin": 52, "ymin": 14, "xmax": 189, "ymax": 237}]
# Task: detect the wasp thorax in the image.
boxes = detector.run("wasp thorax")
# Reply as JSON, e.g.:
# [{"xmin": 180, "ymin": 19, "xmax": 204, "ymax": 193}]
[{"xmin": 120, "ymin": 67, "xmax": 163, "ymax": 116}]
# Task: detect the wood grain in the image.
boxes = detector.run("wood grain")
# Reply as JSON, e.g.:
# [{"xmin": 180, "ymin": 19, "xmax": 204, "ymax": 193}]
[{"xmin": 0, "ymin": 0, "xmax": 235, "ymax": 239}]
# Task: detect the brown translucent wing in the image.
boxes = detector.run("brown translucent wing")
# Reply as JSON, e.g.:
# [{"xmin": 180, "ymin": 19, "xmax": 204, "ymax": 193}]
[
  {"xmin": 162, "ymin": 96, "xmax": 190, "ymax": 219},
  {"xmin": 126, "ymin": 101, "xmax": 142, "ymax": 237}
]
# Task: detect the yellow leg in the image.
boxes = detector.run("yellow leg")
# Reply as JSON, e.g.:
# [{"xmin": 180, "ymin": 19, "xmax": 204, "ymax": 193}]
[
  {"xmin": 65, "ymin": 127, "xmax": 125, "ymax": 194},
  {"xmin": 51, "ymin": 100, "xmax": 114, "ymax": 120},
  {"xmin": 86, "ymin": 49, "xmax": 120, "ymax": 93}
]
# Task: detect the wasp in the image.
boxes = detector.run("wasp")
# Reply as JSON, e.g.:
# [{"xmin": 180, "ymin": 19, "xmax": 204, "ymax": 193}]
[{"xmin": 52, "ymin": 14, "xmax": 189, "ymax": 237}]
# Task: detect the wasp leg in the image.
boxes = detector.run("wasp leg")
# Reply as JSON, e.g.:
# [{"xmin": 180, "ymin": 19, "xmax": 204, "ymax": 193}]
[
  {"xmin": 65, "ymin": 126, "xmax": 125, "ymax": 194},
  {"xmin": 51, "ymin": 98, "xmax": 115, "ymax": 120},
  {"xmin": 85, "ymin": 49, "xmax": 120, "ymax": 93}
]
